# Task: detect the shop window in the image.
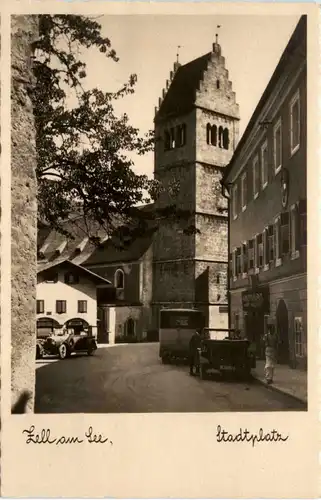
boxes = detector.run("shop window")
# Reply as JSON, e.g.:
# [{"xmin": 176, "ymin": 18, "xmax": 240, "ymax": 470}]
[
  {"xmin": 261, "ymin": 140, "xmax": 268, "ymax": 189},
  {"xmin": 280, "ymin": 212, "xmax": 290, "ymax": 256},
  {"xmin": 253, "ymin": 155, "xmax": 259, "ymax": 199},
  {"xmin": 56, "ymin": 300, "xmax": 67, "ymax": 314},
  {"xmin": 273, "ymin": 118, "xmax": 282, "ymax": 174},
  {"xmin": 78, "ymin": 300, "xmax": 87, "ymax": 313},
  {"xmin": 290, "ymin": 89, "xmax": 300, "ymax": 155},
  {"xmin": 115, "ymin": 269, "xmax": 124, "ymax": 289},
  {"xmin": 241, "ymin": 172, "xmax": 247, "ymax": 212},
  {"xmin": 294, "ymin": 317, "xmax": 304, "ymax": 357},
  {"xmin": 248, "ymin": 239, "xmax": 254, "ymax": 270},
  {"xmin": 37, "ymin": 300, "xmax": 44, "ymax": 314}
]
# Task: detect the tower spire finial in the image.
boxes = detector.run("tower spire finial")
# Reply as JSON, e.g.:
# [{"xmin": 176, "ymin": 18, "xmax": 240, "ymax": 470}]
[
  {"xmin": 216, "ymin": 25, "xmax": 221, "ymax": 45},
  {"xmin": 176, "ymin": 45, "xmax": 181, "ymax": 63}
]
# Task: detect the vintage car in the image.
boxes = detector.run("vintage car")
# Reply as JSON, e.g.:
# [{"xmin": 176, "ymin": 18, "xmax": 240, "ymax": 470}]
[{"xmin": 37, "ymin": 330, "xmax": 97, "ymax": 360}]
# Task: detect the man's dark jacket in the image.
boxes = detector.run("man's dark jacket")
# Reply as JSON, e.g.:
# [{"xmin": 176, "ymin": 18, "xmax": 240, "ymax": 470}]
[{"xmin": 189, "ymin": 332, "xmax": 202, "ymax": 356}]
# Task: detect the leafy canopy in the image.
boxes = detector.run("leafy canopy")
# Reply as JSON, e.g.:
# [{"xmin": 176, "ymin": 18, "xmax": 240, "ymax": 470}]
[{"xmin": 32, "ymin": 15, "xmax": 196, "ymax": 247}]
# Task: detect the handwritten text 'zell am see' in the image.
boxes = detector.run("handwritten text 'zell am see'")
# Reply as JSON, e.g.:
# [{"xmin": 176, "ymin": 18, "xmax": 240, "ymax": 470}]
[{"xmin": 23, "ymin": 426, "xmax": 113, "ymax": 446}]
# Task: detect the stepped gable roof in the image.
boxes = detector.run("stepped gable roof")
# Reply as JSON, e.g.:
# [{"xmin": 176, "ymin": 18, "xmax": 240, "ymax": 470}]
[{"xmin": 156, "ymin": 52, "xmax": 212, "ymax": 121}]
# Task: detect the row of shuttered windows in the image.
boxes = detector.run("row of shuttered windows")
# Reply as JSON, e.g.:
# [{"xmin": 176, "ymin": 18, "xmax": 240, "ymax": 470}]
[
  {"xmin": 230, "ymin": 200, "xmax": 306, "ymax": 279},
  {"xmin": 37, "ymin": 299, "xmax": 87, "ymax": 314}
]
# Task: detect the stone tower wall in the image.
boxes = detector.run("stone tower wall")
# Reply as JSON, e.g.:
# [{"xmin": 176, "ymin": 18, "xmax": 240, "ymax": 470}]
[{"xmin": 11, "ymin": 15, "xmax": 38, "ymax": 411}]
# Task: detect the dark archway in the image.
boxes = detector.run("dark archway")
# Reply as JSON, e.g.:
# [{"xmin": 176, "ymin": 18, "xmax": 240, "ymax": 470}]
[
  {"xmin": 65, "ymin": 318, "xmax": 89, "ymax": 334},
  {"xmin": 37, "ymin": 317, "xmax": 61, "ymax": 338},
  {"xmin": 276, "ymin": 299, "xmax": 290, "ymax": 364}
]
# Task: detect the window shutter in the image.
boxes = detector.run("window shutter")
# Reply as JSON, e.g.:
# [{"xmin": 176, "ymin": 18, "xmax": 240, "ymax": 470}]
[
  {"xmin": 254, "ymin": 234, "xmax": 258, "ymax": 269},
  {"xmin": 263, "ymin": 228, "xmax": 268, "ymax": 266},
  {"xmin": 295, "ymin": 204, "xmax": 300, "ymax": 251}
]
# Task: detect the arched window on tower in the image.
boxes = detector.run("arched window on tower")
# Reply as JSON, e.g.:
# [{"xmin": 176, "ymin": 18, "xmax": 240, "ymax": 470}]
[
  {"xmin": 206, "ymin": 123, "xmax": 211, "ymax": 145},
  {"xmin": 115, "ymin": 269, "xmax": 124, "ymax": 289},
  {"xmin": 223, "ymin": 128, "xmax": 229, "ymax": 150},
  {"xmin": 216, "ymin": 79, "xmax": 220, "ymax": 89},
  {"xmin": 211, "ymin": 125, "xmax": 217, "ymax": 146},
  {"xmin": 218, "ymin": 126, "xmax": 224, "ymax": 148}
]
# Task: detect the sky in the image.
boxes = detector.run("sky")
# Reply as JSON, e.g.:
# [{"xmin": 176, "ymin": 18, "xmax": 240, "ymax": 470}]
[{"xmin": 79, "ymin": 14, "xmax": 300, "ymax": 179}]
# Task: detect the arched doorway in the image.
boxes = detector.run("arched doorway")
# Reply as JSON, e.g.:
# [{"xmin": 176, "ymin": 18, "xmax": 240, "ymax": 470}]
[
  {"xmin": 276, "ymin": 299, "xmax": 289, "ymax": 364},
  {"xmin": 37, "ymin": 318, "xmax": 61, "ymax": 339}
]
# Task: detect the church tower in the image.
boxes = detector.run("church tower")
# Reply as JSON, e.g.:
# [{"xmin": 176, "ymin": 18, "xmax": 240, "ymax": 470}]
[{"xmin": 152, "ymin": 39, "xmax": 240, "ymax": 330}]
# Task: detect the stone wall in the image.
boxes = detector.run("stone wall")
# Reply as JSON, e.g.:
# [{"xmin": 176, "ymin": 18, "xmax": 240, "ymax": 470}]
[{"xmin": 11, "ymin": 15, "xmax": 38, "ymax": 411}]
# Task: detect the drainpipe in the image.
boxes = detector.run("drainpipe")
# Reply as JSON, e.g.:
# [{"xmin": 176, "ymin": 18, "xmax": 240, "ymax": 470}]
[{"xmin": 220, "ymin": 178, "xmax": 231, "ymax": 332}]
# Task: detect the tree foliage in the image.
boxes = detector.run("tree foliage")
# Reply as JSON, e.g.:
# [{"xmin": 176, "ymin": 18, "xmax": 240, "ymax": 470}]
[{"xmin": 32, "ymin": 15, "xmax": 196, "ymax": 247}]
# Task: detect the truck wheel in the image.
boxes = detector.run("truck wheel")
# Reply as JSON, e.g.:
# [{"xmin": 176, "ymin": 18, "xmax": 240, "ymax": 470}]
[{"xmin": 58, "ymin": 343, "xmax": 68, "ymax": 360}]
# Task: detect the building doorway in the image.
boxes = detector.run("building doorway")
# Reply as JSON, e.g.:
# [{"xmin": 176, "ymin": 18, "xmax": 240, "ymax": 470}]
[
  {"xmin": 276, "ymin": 299, "xmax": 289, "ymax": 364},
  {"xmin": 126, "ymin": 318, "xmax": 136, "ymax": 337},
  {"xmin": 244, "ymin": 311, "xmax": 264, "ymax": 359}
]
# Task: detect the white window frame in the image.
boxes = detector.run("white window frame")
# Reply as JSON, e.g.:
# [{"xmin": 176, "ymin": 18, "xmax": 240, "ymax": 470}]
[
  {"xmin": 263, "ymin": 227, "xmax": 269, "ymax": 272},
  {"xmin": 294, "ymin": 316, "xmax": 304, "ymax": 357},
  {"xmin": 232, "ymin": 184, "xmax": 238, "ymax": 220},
  {"xmin": 275, "ymin": 216, "xmax": 282, "ymax": 267},
  {"xmin": 290, "ymin": 204, "xmax": 300, "ymax": 260},
  {"xmin": 241, "ymin": 172, "xmax": 247, "ymax": 212},
  {"xmin": 232, "ymin": 249, "xmax": 237, "ymax": 282},
  {"xmin": 253, "ymin": 155, "xmax": 259, "ymax": 200},
  {"xmin": 254, "ymin": 234, "xmax": 259, "ymax": 275},
  {"xmin": 290, "ymin": 89, "xmax": 300, "ymax": 156},
  {"xmin": 273, "ymin": 118, "xmax": 282, "ymax": 174},
  {"xmin": 241, "ymin": 241, "xmax": 248, "ymax": 279},
  {"xmin": 261, "ymin": 140, "xmax": 268, "ymax": 190}
]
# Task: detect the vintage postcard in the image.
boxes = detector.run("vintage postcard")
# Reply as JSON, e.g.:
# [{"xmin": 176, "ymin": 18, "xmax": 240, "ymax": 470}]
[{"xmin": 1, "ymin": 1, "xmax": 320, "ymax": 498}]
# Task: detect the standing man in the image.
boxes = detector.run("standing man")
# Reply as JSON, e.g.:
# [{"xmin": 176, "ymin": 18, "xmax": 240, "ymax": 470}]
[
  {"xmin": 263, "ymin": 324, "xmax": 278, "ymax": 384},
  {"xmin": 189, "ymin": 329, "xmax": 202, "ymax": 376}
]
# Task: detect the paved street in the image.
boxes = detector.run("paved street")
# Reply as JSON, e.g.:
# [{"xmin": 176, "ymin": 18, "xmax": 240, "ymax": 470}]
[{"xmin": 35, "ymin": 343, "xmax": 306, "ymax": 413}]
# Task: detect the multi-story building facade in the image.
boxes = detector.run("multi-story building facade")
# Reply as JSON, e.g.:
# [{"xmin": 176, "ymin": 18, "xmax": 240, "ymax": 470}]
[
  {"xmin": 37, "ymin": 259, "xmax": 112, "ymax": 339},
  {"xmin": 222, "ymin": 16, "xmax": 307, "ymax": 370}
]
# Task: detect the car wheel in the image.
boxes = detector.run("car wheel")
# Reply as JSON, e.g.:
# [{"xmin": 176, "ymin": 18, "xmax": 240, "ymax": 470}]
[
  {"xmin": 58, "ymin": 343, "xmax": 68, "ymax": 360},
  {"xmin": 87, "ymin": 347, "xmax": 94, "ymax": 356},
  {"xmin": 36, "ymin": 345, "xmax": 42, "ymax": 360}
]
